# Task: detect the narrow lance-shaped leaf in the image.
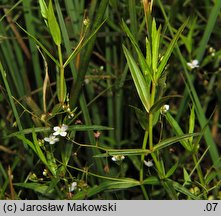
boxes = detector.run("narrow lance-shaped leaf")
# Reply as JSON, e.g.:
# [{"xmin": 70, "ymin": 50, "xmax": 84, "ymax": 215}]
[
  {"xmin": 168, "ymin": 179, "xmax": 199, "ymax": 200},
  {"xmin": 165, "ymin": 161, "xmax": 179, "ymax": 178},
  {"xmin": 165, "ymin": 112, "xmax": 193, "ymax": 151},
  {"xmin": 153, "ymin": 133, "xmax": 199, "ymax": 152},
  {"xmin": 143, "ymin": 176, "xmax": 160, "ymax": 185},
  {"xmin": 122, "ymin": 20, "xmax": 152, "ymax": 84},
  {"xmin": 48, "ymin": 0, "xmax": 61, "ymax": 46},
  {"xmin": 183, "ymin": 167, "xmax": 192, "ymax": 184},
  {"xmin": 32, "ymin": 129, "xmax": 48, "ymax": 166},
  {"xmin": 94, "ymin": 148, "xmax": 151, "ymax": 158},
  {"xmin": 146, "ymin": 37, "xmax": 152, "ymax": 68},
  {"xmin": 149, "ymin": 95, "xmax": 181, "ymax": 113},
  {"xmin": 39, "ymin": 0, "xmax": 48, "ymax": 24},
  {"xmin": 151, "ymin": 18, "xmax": 161, "ymax": 74},
  {"xmin": 189, "ymin": 105, "xmax": 195, "ymax": 144},
  {"xmin": 129, "ymin": 105, "xmax": 148, "ymax": 130},
  {"xmin": 16, "ymin": 134, "xmax": 36, "ymax": 153},
  {"xmin": 161, "ymin": 180, "xmax": 178, "ymax": 199},
  {"xmin": 14, "ymin": 183, "xmax": 57, "ymax": 199},
  {"xmin": 123, "ymin": 45, "xmax": 150, "ymax": 113},
  {"xmin": 73, "ymin": 179, "xmax": 140, "ymax": 200},
  {"xmin": 156, "ymin": 20, "xmax": 188, "ymax": 80}
]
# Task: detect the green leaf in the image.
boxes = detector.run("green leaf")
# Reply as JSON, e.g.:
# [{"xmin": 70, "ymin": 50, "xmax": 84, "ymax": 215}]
[
  {"xmin": 123, "ymin": 45, "xmax": 150, "ymax": 113},
  {"xmin": 150, "ymin": 95, "xmax": 181, "ymax": 113},
  {"xmin": 165, "ymin": 161, "xmax": 179, "ymax": 178},
  {"xmin": 188, "ymin": 105, "xmax": 195, "ymax": 143},
  {"xmin": 165, "ymin": 112, "xmax": 193, "ymax": 151},
  {"xmin": 31, "ymin": 129, "xmax": 48, "ymax": 166},
  {"xmin": 205, "ymin": 171, "xmax": 218, "ymax": 185},
  {"xmin": 153, "ymin": 133, "xmax": 199, "ymax": 152},
  {"xmin": 146, "ymin": 38, "xmax": 152, "ymax": 68},
  {"xmin": 153, "ymin": 110, "xmax": 160, "ymax": 126},
  {"xmin": 39, "ymin": 0, "xmax": 48, "ymax": 22},
  {"xmin": 73, "ymin": 179, "xmax": 140, "ymax": 199},
  {"xmin": 14, "ymin": 183, "xmax": 58, "ymax": 199},
  {"xmin": 16, "ymin": 134, "xmax": 36, "ymax": 153},
  {"xmin": 94, "ymin": 149, "xmax": 150, "ymax": 157},
  {"xmin": 122, "ymin": 20, "xmax": 152, "ymax": 83},
  {"xmin": 156, "ymin": 20, "xmax": 187, "ymax": 80},
  {"xmin": 156, "ymin": 70, "xmax": 167, "ymax": 101},
  {"xmin": 128, "ymin": 155, "xmax": 141, "ymax": 171},
  {"xmin": 61, "ymin": 141, "xmax": 73, "ymax": 166},
  {"xmin": 46, "ymin": 151, "xmax": 57, "ymax": 176},
  {"xmin": 48, "ymin": 0, "xmax": 61, "ymax": 45},
  {"xmin": 180, "ymin": 17, "xmax": 197, "ymax": 55},
  {"xmin": 169, "ymin": 179, "xmax": 199, "ymax": 199},
  {"xmin": 143, "ymin": 176, "xmax": 160, "ymax": 185},
  {"xmin": 183, "ymin": 167, "xmax": 192, "ymax": 184},
  {"xmin": 46, "ymin": 103, "xmax": 63, "ymax": 120},
  {"xmin": 161, "ymin": 180, "xmax": 178, "ymax": 199},
  {"xmin": 130, "ymin": 105, "xmax": 148, "ymax": 130},
  {"xmin": 151, "ymin": 19, "xmax": 161, "ymax": 74}
]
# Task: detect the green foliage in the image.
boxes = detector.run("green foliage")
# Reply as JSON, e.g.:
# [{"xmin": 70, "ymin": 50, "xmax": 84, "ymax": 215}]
[
  {"xmin": 123, "ymin": 45, "xmax": 151, "ymax": 113},
  {"xmin": 47, "ymin": 0, "xmax": 61, "ymax": 46}
]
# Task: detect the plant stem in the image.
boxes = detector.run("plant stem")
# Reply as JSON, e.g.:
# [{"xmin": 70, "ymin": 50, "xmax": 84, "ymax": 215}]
[
  {"xmin": 140, "ymin": 130, "xmax": 149, "ymax": 183},
  {"xmin": 140, "ymin": 184, "xmax": 149, "ymax": 199},
  {"xmin": 192, "ymin": 154, "xmax": 207, "ymax": 199},
  {"xmin": 58, "ymin": 44, "xmax": 65, "ymax": 103},
  {"xmin": 149, "ymin": 82, "xmax": 164, "ymax": 177},
  {"xmin": 149, "ymin": 82, "xmax": 156, "ymax": 149}
]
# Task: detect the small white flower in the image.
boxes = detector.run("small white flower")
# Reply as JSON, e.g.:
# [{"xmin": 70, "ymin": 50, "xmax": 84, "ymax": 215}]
[
  {"xmin": 111, "ymin": 155, "xmax": 125, "ymax": 162},
  {"xmin": 53, "ymin": 124, "xmax": 68, "ymax": 137},
  {"xmin": 69, "ymin": 182, "xmax": 77, "ymax": 192},
  {"xmin": 126, "ymin": 19, "xmax": 130, "ymax": 24},
  {"xmin": 144, "ymin": 160, "xmax": 153, "ymax": 167},
  {"xmin": 84, "ymin": 78, "xmax": 90, "ymax": 85},
  {"xmin": 187, "ymin": 59, "xmax": 199, "ymax": 69},
  {"xmin": 43, "ymin": 169, "xmax": 48, "ymax": 176},
  {"xmin": 44, "ymin": 134, "xmax": 59, "ymax": 144},
  {"xmin": 161, "ymin": 104, "xmax": 170, "ymax": 114}
]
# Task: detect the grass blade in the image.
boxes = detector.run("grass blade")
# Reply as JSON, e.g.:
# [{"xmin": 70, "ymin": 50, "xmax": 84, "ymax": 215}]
[{"xmin": 0, "ymin": 62, "xmax": 23, "ymax": 131}]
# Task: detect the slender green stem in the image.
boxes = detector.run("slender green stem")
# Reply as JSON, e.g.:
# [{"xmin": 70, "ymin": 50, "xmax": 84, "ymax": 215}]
[
  {"xmin": 140, "ymin": 130, "xmax": 149, "ymax": 183},
  {"xmin": 149, "ymin": 82, "xmax": 156, "ymax": 149},
  {"xmin": 140, "ymin": 185, "xmax": 149, "ymax": 200},
  {"xmin": 148, "ymin": 82, "xmax": 164, "ymax": 178},
  {"xmin": 192, "ymin": 154, "xmax": 205, "ymax": 186},
  {"xmin": 148, "ymin": 113, "xmax": 154, "ymax": 149},
  {"xmin": 192, "ymin": 154, "xmax": 207, "ymax": 199},
  {"xmin": 58, "ymin": 44, "xmax": 65, "ymax": 103},
  {"xmin": 105, "ymin": 9, "xmax": 115, "ymax": 139}
]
